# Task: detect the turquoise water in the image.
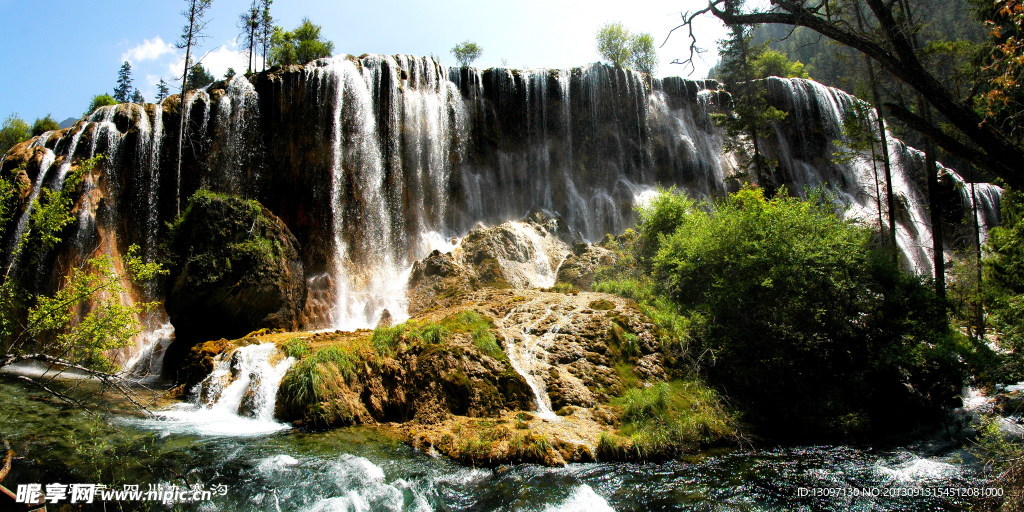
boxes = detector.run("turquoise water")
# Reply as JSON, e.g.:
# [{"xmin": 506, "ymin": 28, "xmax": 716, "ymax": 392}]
[{"xmin": 0, "ymin": 376, "xmax": 990, "ymax": 511}]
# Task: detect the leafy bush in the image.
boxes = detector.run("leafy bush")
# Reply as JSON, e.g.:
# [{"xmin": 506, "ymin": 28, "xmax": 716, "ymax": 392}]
[
  {"xmin": 0, "ymin": 114, "xmax": 31, "ymax": 156},
  {"xmin": 984, "ymin": 186, "xmax": 1024, "ymax": 380},
  {"xmin": 269, "ymin": 18, "xmax": 334, "ymax": 66},
  {"xmin": 605, "ymin": 187, "xmax": 972, "ymax": 438}
]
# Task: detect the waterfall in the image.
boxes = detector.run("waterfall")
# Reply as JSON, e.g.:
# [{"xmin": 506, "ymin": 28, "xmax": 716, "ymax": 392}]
[
  {"xmin": 150, "ymin": 343, "xmax": 295, "ymax": 435},
  {"xmin": 1, "ymin": 57, "xmax": 1001, "ymax": 356},
  {"xmin": 3, "ymin": 147, "xmax": 56, "ymax": 275},
  {"xmin": 123, "ymin": 322, "xmax": 174, "ymax": 380},
  {"xmin": 761, "ymin": 77, "xmax": 1003, "ymax": 275}
]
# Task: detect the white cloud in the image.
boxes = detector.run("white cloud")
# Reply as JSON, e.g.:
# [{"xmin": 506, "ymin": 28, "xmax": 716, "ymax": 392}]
[
  {"xmin": 122, "ymin": 36, "xmax": 176, "ymax": 64},
  {"xmin": 165, "ymin": 39, "xmax": 265, "ymax": 83}
]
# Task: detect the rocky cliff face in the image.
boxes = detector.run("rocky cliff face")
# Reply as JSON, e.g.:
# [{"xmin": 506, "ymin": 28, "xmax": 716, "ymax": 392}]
[{"xmin": 0, "ymin": 56, "xmax": 999, "ymax": 371}]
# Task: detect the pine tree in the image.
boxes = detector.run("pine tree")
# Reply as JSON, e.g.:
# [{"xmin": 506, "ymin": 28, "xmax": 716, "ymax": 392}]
[
  {"xmin": 259, "ymin": 0, "xmax": 273, "ymax": 71},
  {"xmin": 131, "ymin": 89, "xmax": 144, "ymax": 104},
  {"xmin": 239, "ymin": 1, "xmax": 259, "ymax": 73},
  {"xmin": 156, "ymin": 79, "xmax": 170, "ymax": 102},
  {"xmin": 715, "ymin": 25, "xmax": 787, "ymax": 189},
  {"xmin": 187, "ymin": 64, "xmax": 215, "ymax": 89},
  {"xmin": 114, "ymin": 61, "xmax": 133, "ymax": 103}
]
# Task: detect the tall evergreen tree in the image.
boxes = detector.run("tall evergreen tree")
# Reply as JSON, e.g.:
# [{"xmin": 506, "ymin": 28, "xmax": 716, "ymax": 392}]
[
  {"xmin": 131, "ymin": 89, "xmax": 144, "ymax": 104},
  {"xmin": 156, "ymin": 79, "xmax": 170, "ymax": 102},
  {"xmin": 187, "ymin": 64, "xmax": 215, "ymax": 90},
  {"xmin": 715, "ymin": 24, "xmax": 787, "ymax": 189},
  {"xmin": 239, "ymin": 1, "xmax": 259, "ymax": 73},
  {"xmin": 176, "ymin": 0, "xmax": 213, "ymax": 216},
  {"xmin": 260, "ymin": 0, "xmax": 273, "ymax": 71},
  {"xmin": 113, "ymin": 61, "xmax": 133, "ymax": 103}
]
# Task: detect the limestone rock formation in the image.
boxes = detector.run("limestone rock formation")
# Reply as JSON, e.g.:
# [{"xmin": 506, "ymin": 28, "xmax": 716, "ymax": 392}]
[
  {"xmin": 407, "ymin": 216, "xmax": 571, "ymax": 314},
  {"xmin": 555, "ymin": 243, "xmax": 618, "ymax": 290},
  {"xmin": 165, "ymin": 191, "xmax": 306, "ymax": 363}
]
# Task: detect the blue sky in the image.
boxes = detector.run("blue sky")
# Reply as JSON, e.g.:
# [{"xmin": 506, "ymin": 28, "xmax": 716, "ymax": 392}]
[{"xmin": 0, "ymin": 0, "xmax": 728, "ymax": 123}]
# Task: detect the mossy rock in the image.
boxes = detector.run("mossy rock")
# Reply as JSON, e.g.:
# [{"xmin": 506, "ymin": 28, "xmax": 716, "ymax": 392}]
[{"xmin": 164, "ymin": 191, "xmax": 306, "ymax": 369}]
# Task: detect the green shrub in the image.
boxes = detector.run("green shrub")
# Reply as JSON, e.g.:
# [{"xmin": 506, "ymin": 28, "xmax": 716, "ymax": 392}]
[
  {"xmin": 370, "ymin": 310, "xmax": 505, "ymax": 359},
  {"xmin": 644, "ymin": 187, "xmax": 969, "ymax": 437},
  {"xmin": 370, "ymin": 324, "xmax": 407, "ymax": 355},
  {"xmin": 983, "ymin": 186, "xmax": 1024, "ymax": 381},
  {"xmin": 594, "ymin": 187, "xmax": 972, "ymax": 439},
  {"xmin": 278, "ymin": 345, "xmax": 362, "ymax": 416}
]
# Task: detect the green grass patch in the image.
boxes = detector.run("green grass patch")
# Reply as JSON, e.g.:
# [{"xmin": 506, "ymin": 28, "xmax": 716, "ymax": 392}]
[
  {"xmin": 610, "ymin": 379, "xmax": 737, "ymax": 457},
  {"xmin": 369, "ymin": 310, "xmax": 506, "ymax": 360},
  {"xmin": 279, "ymin": 345, "xmax": 364, "ymax": 416},
  {"xmin": 281, "ymin": 337, "xmax": 310, "ymax": 359}
]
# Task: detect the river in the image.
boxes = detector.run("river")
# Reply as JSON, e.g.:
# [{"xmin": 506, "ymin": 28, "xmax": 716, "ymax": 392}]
[{"xmin": 0, "ymin": 375, "xmax": 993, "ymax": 511}]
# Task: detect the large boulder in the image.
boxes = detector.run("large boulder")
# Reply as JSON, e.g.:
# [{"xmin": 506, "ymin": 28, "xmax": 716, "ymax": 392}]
[
  {"xmin": 165, "ymin": 191, "xmax": 306, "ymax": 367},
  {"xmin": 407, "ymin": 215, "xmax": 571, "ymax": 314},
  {"xmin": 555, "ymin": 243, "xmax": 618, "ymax": 290}
]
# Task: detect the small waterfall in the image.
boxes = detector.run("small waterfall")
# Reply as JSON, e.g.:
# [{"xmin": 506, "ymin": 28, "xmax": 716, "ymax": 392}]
[
  {"xmin": 761, "ymin": 77, "xmax": 987, "ymax": 276},
  {"xmin": 210, "ymin": 75, "xmax": 260, "ymax": 195},
  {"xmin": 502, "ymin": 221, "xmax": 568, "ymax": 289},
  {"xmin": 152, "ymin": 343, "xmax": 295, "ymax": 435},
  {"xmin": 123, "ymin": 322, "xmax": 175, "ymax": 380},
  {"xmin": 3, "ymin": 147, "xmax": 56, "ymax": 275},
  {"xmin": 143, "ymin": 102, "xmax": 164, "ymax": 262},
  {"xmin": 495, "ymin": 299, "xmax": 571, "ymax": 420}
]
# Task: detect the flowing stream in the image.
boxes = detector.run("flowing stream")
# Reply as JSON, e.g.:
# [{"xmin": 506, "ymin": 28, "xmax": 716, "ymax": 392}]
[{"xmin": 0, "ymin": 375, "xmax": 989, "ymax": 512}]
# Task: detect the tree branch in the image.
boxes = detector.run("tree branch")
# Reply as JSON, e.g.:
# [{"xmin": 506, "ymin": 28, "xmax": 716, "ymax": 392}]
[{"xmin": 687, "ymin": 0, "xmax": 1024, "ymax": 188}]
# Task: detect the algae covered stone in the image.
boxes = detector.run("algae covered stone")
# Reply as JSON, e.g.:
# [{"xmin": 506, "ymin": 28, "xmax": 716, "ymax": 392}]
[{"xmin": 165, "ymin": 191, "xmax": 306, "ymax": 359}]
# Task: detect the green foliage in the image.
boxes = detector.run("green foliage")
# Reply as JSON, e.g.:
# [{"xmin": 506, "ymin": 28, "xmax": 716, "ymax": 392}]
[
  {"xmin": 31, "ymin": 115, "xmax": 60, "ymax": 137},
  {"xmin": 597, "ymin": 22, "xmax": 632, "ymax": 68},
  {"xmin": 451, "ymin": 40, "xmax": 483, "ymax": 67},
  {"xmin": 750, "ymin": 48, "xmax": 810, "ymax": 79},
  {"xmin": 269, "ymin": 18, "xmax": 334, "ymax": 66},
  {"xmin": 86, "ymin": 94, "xmax": 117, "ymax": 116},
  {"xmin": 0, "ymin": 168, "xmax": 26, "ymax": 240},
  {"xmin": 370, "ymin": 310, "xmax": 505, "ymax": 359},
  {"xmin": 370, "ymin": 324, "xmax": 405, "ymax": 355},
  {"xmin": 281, "ymin": 337, "xmax": 309, "ymax": 359},
  {"xmin": 642, "ymin": 187, "xmax": 968, "ymax": 437},
  {"xmin": 114, "ymin": 61, "xmax": 133, "ymax": 103},
  {"xmin": 609, "ymin": 380, "xmax": 736, "ymax": 457},
  {"xmin": 973, "ymin": 415, "xmax": 1024, "ymax": 510},
  {"xmin": 156, "ymin": 79, "xmax": 170, "ymax": 102},
  {"xmin": 167, "ymin": 190, "xmax": 286, "ymax": 291},
  {"xmin": 24, "ymin": 247, "xmax": 163, "ymax": 372},
  {"xmin": 594, "ymin": 188, "xmax": 972, "ymax": 438},
  {"xmin": 187, "ymin": 64, "xmax": 215, "ymax": 90},
  {"xmin": 596, "ymin": 23, "xmax": 657, "ymax": 73},
  {"xmin": 0, "ymin": 114, "xmax": 31, "ymax": 154},
  {"xmin": 714, "ymin": 29, "xmax": 791, "ymax": 183},
  {"xmin": 630, "ymin": 33, "xmax": 657, "ymax": 74},
  {"xmin": 279, "ymin": 344, "xmax": 363, "ymax": 416},
  {"xmin": 14, "ymin": 156, "xmax": 97, "ymax": 267},
  {"xmin": 984, "ymin": 186, "xmax": 1024, "ymax": 379}
]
